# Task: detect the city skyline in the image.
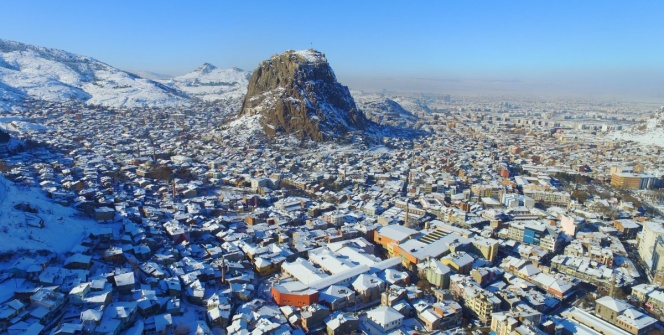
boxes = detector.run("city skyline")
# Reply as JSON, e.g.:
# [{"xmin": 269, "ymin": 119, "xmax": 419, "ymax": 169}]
[{"xmin": 3, "ymin": 2, "xmax": 664, "ymax": 333}]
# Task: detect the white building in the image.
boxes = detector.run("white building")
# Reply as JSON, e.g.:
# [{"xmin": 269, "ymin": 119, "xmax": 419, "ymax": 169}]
[
  {"xmin": 365, "ymin": 306, "xmax": 403, "ymax": 334},
  {"xmin": 637, "ymin": 220, "xmax": 664, "ymax": 275}
]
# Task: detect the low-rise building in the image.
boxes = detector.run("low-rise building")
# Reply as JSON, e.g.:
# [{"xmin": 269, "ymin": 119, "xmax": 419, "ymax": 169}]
[
  {"xmin": 450, "ymin": 275, "xmax": 501, "ymax": 324},
  {"xmin": 325, "ymin": 313, "xmax": 359, "ymax": 335},
  {"xmin": 490, "ymin": 303, "xmax": 542, "ymax": 335},
  {"xmin": 441, "ymin": 251, "xmax": 474, "ymax": 275},
  {"xmin": 364, "ymin": 306, "xmax": 404, "ymax": 334},
  {"xmin": 301, "ymin": 303, "xmax": 330, "ymax": 333},
  {"xmin": 595, "ymin": 296, "xmax": 658, "ymax": 335}
]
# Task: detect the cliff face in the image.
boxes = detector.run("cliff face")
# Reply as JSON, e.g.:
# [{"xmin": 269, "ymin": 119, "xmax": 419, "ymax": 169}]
[
  {"xmin": 0, "ymin": 129, "xmax": 8, "ymax": 143},
  {"xmin": 239, "ymin": 49, "xmax": 368, "ymax": 141}
]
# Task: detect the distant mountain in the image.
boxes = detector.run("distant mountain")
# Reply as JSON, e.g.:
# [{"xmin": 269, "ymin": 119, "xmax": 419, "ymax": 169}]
[
  {"xmin": 159, "ymin": 63, "xmax": 250, "ymax": 106},
  {"xmin": 0, "ymin": 38, "xmax": 189, "ymax": 110},
  {"xmin": 613, "ymin": 107, "xmax": 664, "ymax": 147},
  {"xmin": 232, "ymin": 49, "xmax": 369, "ymax": 141},
  {"xmin": 128, "ymin": 70, "xmax": 172, "ymax": 80}
]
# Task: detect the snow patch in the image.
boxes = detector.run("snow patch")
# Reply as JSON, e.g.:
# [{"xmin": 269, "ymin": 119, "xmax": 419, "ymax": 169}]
[
  {"xmin": 612, "ymin": 107, "xmax": 664, "ymax": 148},
  {"xmin": 0, "ymin": 120, "xmax": 50, "ymax": 133},
  {"xmin": 0, "ymin": 175, "xmax": 105, "ymax": 253},
  {"xmin": 288, "ymin": 49, "xmax": 325, "ymax": 64}
]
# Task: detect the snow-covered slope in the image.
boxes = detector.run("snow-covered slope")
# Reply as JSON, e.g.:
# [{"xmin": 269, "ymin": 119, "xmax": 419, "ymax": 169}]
[
  {"xmin": 391, "ymin": 96, "xmax": 431, "ymax": 116},
  {"xmin": 352, "ymin": 91, "xmax": 419, "ymax": 127},
  {"xmin": 160, "ymin": 63, "xmax": 250, "ymax": 104},
  {"xmin": 0, "ymin": 80, "xmax": 27, "ymax": 112},
  {"xmin": 0, "ymin": 116, "xmax": 51, "ymax": 135},
  {"xmin": 0, "ymin": 38, "xmax": 189, "ymax": 110},
  {"xmin": 129, "ymin": 70, "xmax": 171, "ymax": 80},
  {"xmin": 613, "ymin": 107, "xmax": 664, "ymax": 147},
  {"xmin": 0, "ymin": 175, "xmax": 104, "ymax": 253}
]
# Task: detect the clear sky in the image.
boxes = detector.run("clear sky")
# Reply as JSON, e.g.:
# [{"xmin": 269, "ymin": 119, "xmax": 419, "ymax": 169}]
[{"xmin": 2, "ymin": 1, "xmax": 663, "ymax": 97}]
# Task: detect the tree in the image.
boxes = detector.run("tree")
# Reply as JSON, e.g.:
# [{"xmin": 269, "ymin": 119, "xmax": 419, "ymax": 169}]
[
  {"xmin": 599, "ymin": 205, "xmax": 620, "ymax": 220},
  {"xmin": 174, "ymin": 324, "xmax": 190, "ymax": 335},
  {"xmin": 0, "ymin": 161, "xmax": 13, "ymax": 173},
  {"xmin": 416, "ymin": 279, "xmax": 432, "ymax": 292},
  {"xmin": 571, "ymin": 190, "xmax": 591, "ymax": 204},
  {"xmin": 174, "ymin": 167, "xmax": 195, "ymax": 181},
  {"xmin": 554, "ymin": 172, "xmax": 593, "ymax": 189},
  {"xmin": 618, "ymin": 191, "xmax": 642, "ymax": 208},
  {"xmin": 148, "ymin": 165, "xmax": 174, "ymax": 181}
]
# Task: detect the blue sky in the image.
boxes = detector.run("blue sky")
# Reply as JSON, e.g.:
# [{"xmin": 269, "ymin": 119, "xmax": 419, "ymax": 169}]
[{"xmin": 2, "ymin": 1, "xmax": 663, "ymax": 95}]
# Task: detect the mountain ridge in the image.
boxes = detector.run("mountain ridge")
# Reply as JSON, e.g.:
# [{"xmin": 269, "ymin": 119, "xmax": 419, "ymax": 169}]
[{"xmin": 0, "ymin": 38, "xmax": 189, "ymax": 110}]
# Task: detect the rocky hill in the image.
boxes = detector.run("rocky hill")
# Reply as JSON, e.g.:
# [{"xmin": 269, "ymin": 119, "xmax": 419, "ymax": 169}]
[
  {"xmin": 237, "ymin": 49, "xmax": 369, "ymax": 141},
  {"xmin": 613, "ymin": 107, "xmax": 664, "ymax": 147},
  {"xmin": 0, "ymin": 38, "xmax": 189, "ymax": 110}
]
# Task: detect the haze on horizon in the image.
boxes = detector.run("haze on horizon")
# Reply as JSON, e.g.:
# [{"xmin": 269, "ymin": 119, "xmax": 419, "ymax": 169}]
[{"xmin": 2, "ymin": 1, "xmax": 663, "ymax": 99}]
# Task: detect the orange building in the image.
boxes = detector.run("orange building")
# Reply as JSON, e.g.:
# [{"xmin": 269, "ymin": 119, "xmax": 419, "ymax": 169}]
[
  {"xmin": 611, "ymin": 172, "xmax": 642, "ymax": 189},
  {"xmin": 271, "ymin": 281, "xmax": 319, "ymax": 307},
  {"xmin": 374, "ymin": 225, "xmax": 419, "ymax": 249}
]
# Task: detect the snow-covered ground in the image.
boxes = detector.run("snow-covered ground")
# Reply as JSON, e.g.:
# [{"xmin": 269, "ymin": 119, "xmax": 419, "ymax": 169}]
[
  {"xmin": 612, "ymin": 107, "xmax": 664, "ymax": 147},
  {"xmin": 0, "ymin": 120, "xmax": 51, "ymax": 134},
  {"xmin": 291, "ymin": 49, "xmax": 326, "ymax": 63},
  {"xmin": 220, "ymin": 114, "xmax": 265, "ymax": 143},
  {"xmin": 612, "ymin": 128, "xmax": 664, "ymax": 147},
  {"xmin": 0, "ymin": 175, "xmax": 104, "ymax": 253},
  {"xmin": 369, "ymin": 145, "xmax": 391, "ymax": 153}
]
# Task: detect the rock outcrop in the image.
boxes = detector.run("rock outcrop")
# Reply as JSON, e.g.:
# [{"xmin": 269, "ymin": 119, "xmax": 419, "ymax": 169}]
[
  {"xmin": 239, "ymin": 49, "xmax": 368, "ymax": 141},
  {"xmin": 0, "ymin": 129, "xmax": 9, "ymax": 143}
]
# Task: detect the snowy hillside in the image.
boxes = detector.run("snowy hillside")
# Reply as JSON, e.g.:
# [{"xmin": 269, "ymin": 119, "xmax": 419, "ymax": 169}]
[
  {"xmin": 352, "ymin": 91, "xmax": 419, "ymax": 127},
  {"xmin": 0, "ymin": 38, "xmax": 189, "ymax": 110},
  {"xmin": 160, "ymin": 63, "xmax": 250, "ymax": 111},
  {"xmin": 0, "ymin": 175, "xmax": 104, "ymax": 253},
  {"xmin": 612, "ymin": 107, "xmax": 664, "ymax": 147},
  {"xmin": 391, "ymin": 96, "xmax": 431, "ymax": 116},
  {"xmin": 128, "ymin": 70, "xmax": 171, "ymax": 80}
]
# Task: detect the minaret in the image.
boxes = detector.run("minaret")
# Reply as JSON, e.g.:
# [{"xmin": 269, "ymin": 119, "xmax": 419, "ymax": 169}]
[
  {"xmin": 172, "ymin": 179, "xmax": 176, "ymax": 199},
  {"xmin": 221, "ymin": 255, "xmax": 226, "ymax": 284},
  {"xmin": 405, "ymin": 200, "xmax": 410, "ymax": 228}
]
